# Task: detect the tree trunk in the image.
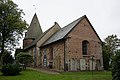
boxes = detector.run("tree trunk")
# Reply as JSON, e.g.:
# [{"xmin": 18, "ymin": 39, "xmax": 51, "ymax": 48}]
[
  {"xmin": 23, "ymin": 64, "xmax": 27, "ymax": 70},
  {"xmin": 0, "ymin": 27, "xmax": 5, "ymax": 65}
]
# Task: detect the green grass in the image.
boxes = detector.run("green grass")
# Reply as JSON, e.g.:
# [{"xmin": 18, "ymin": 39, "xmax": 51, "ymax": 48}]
[{"xmin": 0, "ymin": 69, "xmax": 112, "ymax": 80}]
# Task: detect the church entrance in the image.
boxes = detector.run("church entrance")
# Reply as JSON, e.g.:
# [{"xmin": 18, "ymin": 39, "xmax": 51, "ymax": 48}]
[{"xmin": 54, "ymin": 56, "xmax": 60, "ymax": 70}]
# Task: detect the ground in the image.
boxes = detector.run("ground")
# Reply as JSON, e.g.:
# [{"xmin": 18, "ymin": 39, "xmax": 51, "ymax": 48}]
[{"xmin": 0, "ymin": 68, "xmax": 112, "ymax": 80}]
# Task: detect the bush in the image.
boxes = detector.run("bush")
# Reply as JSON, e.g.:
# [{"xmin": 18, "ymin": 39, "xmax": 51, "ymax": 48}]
[
  {"xmin": 16, "ymin": 52, "xmax": 33, "ymax": 70},
  {"xmin": 112, "ymin": 51, "xmax": 120, "ymax": 80},
  {"xmin": 2, "ymin": 50, "xmax": 14, "ymax": 65},
  {"xmin": 1, "ymin": 63, "xmax": 22, "ymax": 76}
]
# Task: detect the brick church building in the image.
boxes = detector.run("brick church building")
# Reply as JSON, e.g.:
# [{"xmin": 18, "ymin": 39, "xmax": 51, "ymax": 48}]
[{"xmin": 23, "ymin": 13, "xmax": 103, "ymax": 71}]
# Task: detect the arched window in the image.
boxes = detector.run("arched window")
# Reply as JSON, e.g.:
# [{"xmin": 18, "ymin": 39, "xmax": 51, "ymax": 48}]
[{"xmin": 82, "ymin": 40, "xmax": 89, "ymax": 55}]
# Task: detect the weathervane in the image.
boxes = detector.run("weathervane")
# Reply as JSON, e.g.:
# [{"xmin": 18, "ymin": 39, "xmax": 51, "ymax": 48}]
[{"xmin": 33, "ymin": 5, "xmax": 36, "ymax": 13}]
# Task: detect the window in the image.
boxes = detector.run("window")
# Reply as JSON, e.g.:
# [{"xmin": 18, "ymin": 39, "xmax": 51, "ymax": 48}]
[
  {"xmin": 43, "ymin": 49, "xmax": 47, "ymax": 67},
  {"xmin": 82, "ymin": 40, "xmax": 89, "ymax": 55}
]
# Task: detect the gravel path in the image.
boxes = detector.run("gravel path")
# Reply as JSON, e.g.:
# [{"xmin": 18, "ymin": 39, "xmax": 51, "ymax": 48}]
[{"xmin": 29, "ymin": 67, "xmax": 60, "ymax": 74}]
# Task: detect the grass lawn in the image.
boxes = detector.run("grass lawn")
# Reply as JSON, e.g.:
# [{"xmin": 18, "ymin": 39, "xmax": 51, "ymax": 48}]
[{"xmin": 0, "ymin": 69, "xmax": 112, "ymax": 80}]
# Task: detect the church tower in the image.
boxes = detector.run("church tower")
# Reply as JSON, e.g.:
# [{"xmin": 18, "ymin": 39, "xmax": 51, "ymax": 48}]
[{"xmin": 23, "ymin": 13, "xmax": 43, "ymax": 48}]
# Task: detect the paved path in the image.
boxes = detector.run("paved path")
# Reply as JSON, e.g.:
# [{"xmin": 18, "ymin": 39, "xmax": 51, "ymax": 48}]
[{"xmin": 29, "ymin": 67, "xmax": 60, "ymax": 74}]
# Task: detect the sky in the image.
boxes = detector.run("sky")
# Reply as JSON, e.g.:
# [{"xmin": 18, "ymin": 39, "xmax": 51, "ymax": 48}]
[{"xmin": 12, "ymin": 0, "xmax": 120, "ymax": 44}]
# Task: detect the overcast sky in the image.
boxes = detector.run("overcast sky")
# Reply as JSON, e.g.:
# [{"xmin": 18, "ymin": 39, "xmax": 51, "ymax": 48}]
[{"xmin": 13, "ymin": 0, "xmax": 120, "ymax": 41}]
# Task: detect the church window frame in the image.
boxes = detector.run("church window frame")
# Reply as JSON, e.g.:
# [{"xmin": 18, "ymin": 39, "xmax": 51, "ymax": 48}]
[{"xmin": 82, "ymin": 40, "xmax": 89, "ymax": 55}]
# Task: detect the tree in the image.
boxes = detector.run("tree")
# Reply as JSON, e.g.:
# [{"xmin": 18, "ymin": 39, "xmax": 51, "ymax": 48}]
[
  {"xmin": 112, "ymin": 50, "xmax": 120, "ymax": 80},
  {"xmin": 2, "ymin": 50, "xmax": 14, "ymax": 65},
  {"xmin": 104, "ymin": 34, "xmax": 120, "ymax": 64},
  {"xmin": 102, "ymin": 42, "xmax": 110, "ymax": 70},
  {"xmin": 16, "ymin": 52, "xmax": 33, "ymax": 70},
  {"xmin": 0, "ymin": 0, "xmax": 27, "ymax": 61}
]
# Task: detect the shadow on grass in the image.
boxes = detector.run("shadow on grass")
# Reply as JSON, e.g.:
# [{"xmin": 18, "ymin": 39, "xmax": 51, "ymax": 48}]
[
  {"xmin": 0, "ymin": 73, "xmax": 24, "ymax": 76},
  {"xmin": 0, "ymin": 70, "xmax": 24, "ymax": 77}
]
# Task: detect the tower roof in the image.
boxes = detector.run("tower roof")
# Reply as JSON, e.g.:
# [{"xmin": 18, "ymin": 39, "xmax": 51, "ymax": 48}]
[{"xmin": 25, "ymin": 13, "xmax": 43, "ymax": 39}]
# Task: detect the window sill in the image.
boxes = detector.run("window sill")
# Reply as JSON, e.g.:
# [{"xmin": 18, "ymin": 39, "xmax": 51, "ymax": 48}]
[{"xmin": 83, "ymin": 55, "xmax": 90, "ymax": 57}]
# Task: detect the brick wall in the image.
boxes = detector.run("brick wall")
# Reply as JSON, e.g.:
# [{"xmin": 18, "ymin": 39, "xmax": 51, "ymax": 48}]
[
  {"xmin": 41, "ymin": 41, "xmax": 65, "ymax": 70},
  {"xmin": 65, "ymin": 18, "xmax": 103, "ymax": 70},
  {"xmin": 23, "ymin": 38, "xmax": 34, "ymax": 48},
  {"xmin": 40, "ymin": 17, "xmax": 103, "ymax": 71}
]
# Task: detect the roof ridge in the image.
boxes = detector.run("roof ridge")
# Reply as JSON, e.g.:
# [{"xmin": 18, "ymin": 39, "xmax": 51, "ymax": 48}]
[
  {"xmin": 42, "ymin": 15, "xmax": 85, "ymax": 46},
  {"xmin": 24, "ymin": 22, "xmax": 61, "ymax": 50},
  {"xmin": 61, "ymin": 15, "xmax": 85, "ymax": 30}
]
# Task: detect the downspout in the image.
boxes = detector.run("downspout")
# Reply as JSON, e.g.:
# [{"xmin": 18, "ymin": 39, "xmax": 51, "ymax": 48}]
[{"xmin": 101, "ymin": 42, "xmax": 104, "ymax": 70}]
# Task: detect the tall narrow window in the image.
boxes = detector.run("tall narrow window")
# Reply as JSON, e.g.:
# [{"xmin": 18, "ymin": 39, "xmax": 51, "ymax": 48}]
[
  {"xmin": 82, "ymin": 40, "xmax": 89, "ymax": 55},
  {"xmin": 43, "ymin": 49, "xmax": 47, "ymax": 67}
]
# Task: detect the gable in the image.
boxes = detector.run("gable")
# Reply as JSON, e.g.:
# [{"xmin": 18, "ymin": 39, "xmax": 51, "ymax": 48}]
[
  {"xmin": 37, "ymin": 22, "xmax": 61, "ymax": 47},
  {"xmin": 42, "ymin": 16, "xmax": 85, "ymax": 46},
  {"xmin": 67, "ymin": 16, "xmax": 102, "ymax": 42}
]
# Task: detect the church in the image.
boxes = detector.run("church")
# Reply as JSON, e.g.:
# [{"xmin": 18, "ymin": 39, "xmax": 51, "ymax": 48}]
[{"xmin": 23, "ymin": 13, "xmax": 103, "ymax": 71}]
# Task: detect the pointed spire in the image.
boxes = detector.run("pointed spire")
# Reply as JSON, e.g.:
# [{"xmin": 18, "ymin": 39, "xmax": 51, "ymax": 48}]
[{"xmin": 25, "ymin": 13, "xmax": 43, "ymax": 39}]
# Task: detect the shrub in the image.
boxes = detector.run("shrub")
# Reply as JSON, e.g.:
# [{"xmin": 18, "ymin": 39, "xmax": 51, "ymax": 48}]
[
  {"xmin": 16, "ymin": 52, "xmax": 33, "ymax": 70},
  {"xmin": 112, "ymin": 51, "xmax": 120, "ymax": 80},
  {"xmin": 1, "ymin": 63, "xmax": 22, "ymax": 76},
  {"xmin": 2, "ymin": 50, "xmax": 14, "ymax": 65}
]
